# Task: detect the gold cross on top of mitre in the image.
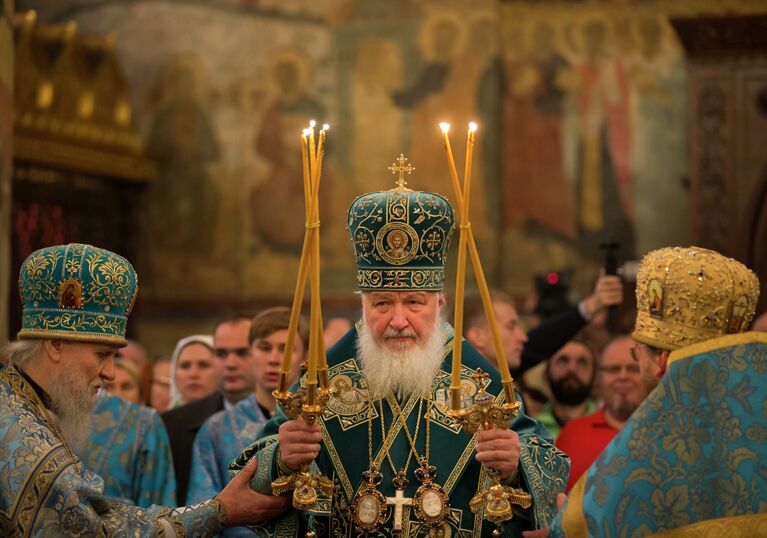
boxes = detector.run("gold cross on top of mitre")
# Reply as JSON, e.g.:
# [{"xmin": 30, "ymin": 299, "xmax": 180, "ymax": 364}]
[{"xmin": 388, "ymin": 154, "xmax": 415, "ymax": 189}]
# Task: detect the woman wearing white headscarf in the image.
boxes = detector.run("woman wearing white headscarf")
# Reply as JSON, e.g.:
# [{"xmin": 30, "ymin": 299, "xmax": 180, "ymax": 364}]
[{"xmin": 169, "ymin": 335, "xmax": 216, "ymax": 408}]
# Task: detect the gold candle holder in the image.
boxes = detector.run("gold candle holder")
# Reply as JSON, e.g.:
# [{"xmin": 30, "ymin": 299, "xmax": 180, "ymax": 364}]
[
  {"xmin": 439, "ymin": 122, "xmax": 531, "ymax": 528},
  {"xmin": 270, "ymin": 123, "xmax": 335, "ymax": 512},
  {"xmin": 446, "ymin": 370, "xmax": 530, "ymax": 524},
  {"xmin": 318, "ymin": 367, "xmax": 332, "ymax": 398},
  {"xmin": 271, "ymin": 378, "xmax": 335, "ymax": 510}
]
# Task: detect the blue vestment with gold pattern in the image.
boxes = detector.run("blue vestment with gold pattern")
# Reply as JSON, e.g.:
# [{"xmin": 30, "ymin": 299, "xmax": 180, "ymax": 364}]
[
  {"xmin": 235, "ymin": 324, "xmax": 569, "ymax": 537},
  {"xmin": 78, "ymin": 392, "xmax": 176, "ymax": 508},
  {"xmin": 0, "ymin": 365, "xmax": 224, "ymax": 536},
  {"xmin": 189, "ymin": 394, "xmax": 269, "ymax": 537},
  {"xmin": 550, "ymin": 332, "xmax": 767, "ymax": 537}
]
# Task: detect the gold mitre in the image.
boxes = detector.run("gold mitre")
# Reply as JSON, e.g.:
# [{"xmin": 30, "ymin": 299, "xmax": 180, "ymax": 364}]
[{"xmin": 633, "ymin": 246, "xmax": 760, "ymax": 350}]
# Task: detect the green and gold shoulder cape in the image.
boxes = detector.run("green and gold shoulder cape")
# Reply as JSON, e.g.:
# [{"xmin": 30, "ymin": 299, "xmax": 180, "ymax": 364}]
[{"xmin": 234, "ymin": 323, "xmax": 569, "ymax": 537}]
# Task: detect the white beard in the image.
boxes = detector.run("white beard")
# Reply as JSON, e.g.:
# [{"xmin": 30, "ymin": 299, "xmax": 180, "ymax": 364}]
[
  {"xmin": 48, "ymin": 365, "xmax": 97, "ymax": 452},
  {"xmin": 356, "ymin": 318, "xmax": 446, "ymax": 400}
]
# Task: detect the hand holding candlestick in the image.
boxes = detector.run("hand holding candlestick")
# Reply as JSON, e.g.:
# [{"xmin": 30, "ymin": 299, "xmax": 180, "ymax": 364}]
[
  {"xmin": 462, "ymin": 370, "xmax": 531, "ymax": 526},
  {"xmin": 440, "ymin": 122, "xmax": 531, "ymax": 527},
  {"xmin": 271, "ymin": 122, "xmax": 334, "ymax": 514}
]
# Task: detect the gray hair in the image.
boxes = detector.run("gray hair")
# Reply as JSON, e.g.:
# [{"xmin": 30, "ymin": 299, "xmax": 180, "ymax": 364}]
[{"xmin": 5, "ymin": 339, "xmax": 45, "ymax": 368}]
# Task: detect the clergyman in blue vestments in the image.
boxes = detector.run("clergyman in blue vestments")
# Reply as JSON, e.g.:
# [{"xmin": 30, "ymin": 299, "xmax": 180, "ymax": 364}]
[
  {"xmin": 79, "ymin": 391, "xmax": 177, "ymax": 507},
  {"xmin": 549, "ymin": 246, "xmax": 767, "ymax": 537},
  {"xmin": 189, "ymin": 307, "xmax": 309, "ymax": 537},
  {"xmin": 0, "ymin": 243, "xmax": 288, "ymax": 535}
]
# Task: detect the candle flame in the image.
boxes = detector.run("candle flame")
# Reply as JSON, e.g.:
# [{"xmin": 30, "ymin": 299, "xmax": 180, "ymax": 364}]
[
  {"xmin": 309, "ymin": 119, "xmax": 316, "ymax": 128},
  {"xmin": 322, "ymin": 123, "xmax": 330, "ymax": 131},
  {"xmin": 303, "ymin": 128, "xmax": 311, "ymax": 136},
  {"xmin": 468, "ymin": 122, "xmax": 478, "ymax": 132},
  {"xmin": 439, "ymin": 122, "xmax": 450, "ymax": 133}
]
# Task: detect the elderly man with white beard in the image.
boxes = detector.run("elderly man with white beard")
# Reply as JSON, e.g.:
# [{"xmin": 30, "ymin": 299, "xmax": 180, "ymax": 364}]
[
  {"xmin": 0, "ymin": 243, "xmax": 289, "ymax": 536},
  {"xmin": 236, "ymin": 179, "xmax": 569, "ymax": 537}
]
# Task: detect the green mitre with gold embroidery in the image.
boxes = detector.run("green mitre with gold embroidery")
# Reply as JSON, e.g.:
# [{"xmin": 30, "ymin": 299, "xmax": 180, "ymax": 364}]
[
  {"xmin": 17, "ymin": 243, "xmax": 138, "ymax": 346},
  {"xmin": 347, "ymin": 154, "xmax": 455, "ymax": 290}
]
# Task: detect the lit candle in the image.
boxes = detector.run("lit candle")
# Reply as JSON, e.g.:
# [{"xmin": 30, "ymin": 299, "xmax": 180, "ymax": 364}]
[
  {"xmin": 318, "ymin": 125, "xmax": 330, "ymax": 376},
  {"xmin": 452, "ymin": 124, "xmax": 478, "ymax": 395},
  {"xmin": 440, "ymin": 123, "xmax": 463, "ymax": 206},
  {"xmin": 301, "ymin": 129, "xmax": 311, "ymax": 220},
  {"xmin": 464, "ymin": 123, "xmax": 477, "ymax": 204},
  {"xmin": 305, "ymin": 124, "xmax": 328, "ymax": 386},
  {"xmin": 441, "ymin": 121, "xmax": 513, "ymax": 388},
  {"xmin": 318, "ymin": 127, "xmax": 330, "ymax": 376},
  {"xmin": 309, "ymin": 119, "xmax": 317, "ymax": 181},
  {"xmin": 312, "ymin": 126, "xmax": 326, "ymax": 204},
  {"xmin": 280, "ymin": 131, "xmax": 314, "ymax": 380},
  {"xmin": 440, "ymin": 123, "xmax": 465, "ymax": 392}
]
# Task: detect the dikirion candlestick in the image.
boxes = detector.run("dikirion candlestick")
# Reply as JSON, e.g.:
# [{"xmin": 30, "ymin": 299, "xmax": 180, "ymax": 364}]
[
  {"xmin": 271, "ymin": 121, "xmax": 336, "ymax": 516},
  {"xmin": 277, "ymin": 122, "xmax": 328, "ymax": 393},
  {"xmin": 439, "ymin": 122, "xmax": 514, "ymax": 393}
]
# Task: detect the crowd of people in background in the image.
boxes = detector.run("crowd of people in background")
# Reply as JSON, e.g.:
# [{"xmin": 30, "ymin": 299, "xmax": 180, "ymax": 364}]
[{"xmin": 4, "ymin": 263, "xmax": 764, "ymax": 528}]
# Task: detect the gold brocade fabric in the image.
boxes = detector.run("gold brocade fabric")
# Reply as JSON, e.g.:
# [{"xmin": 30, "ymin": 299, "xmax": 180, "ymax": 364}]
[
  {"xmin": 648, "ymin": 512, "xmax": 767, "ymax": 537},
  {"xmin": 632, "ymin": 246, "xmax": 759, "ymax": 350},
  {"xmin": 17, "ymin": 243, "xmax": 139, "ymax": 346},
  {"xmin": 347, "ymin": 180, "xmax": 455, "ymax": 291}
]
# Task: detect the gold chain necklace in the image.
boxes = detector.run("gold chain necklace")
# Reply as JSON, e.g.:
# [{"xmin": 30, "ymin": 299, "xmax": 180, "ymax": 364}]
[
  {"xmin": 351, "ymin": 399, "xmax": 388, "ymax": 533},
  {"xmin": 380, "ymin": 396, "xmax": 423, "ymax": 480},
  {"xmin": 380, "ymin": 396, "xmax": 423, "ymax": 531},
  {"xmin": 389, "ymin": 393, "xmax": 451, "ymax": 528},
  {"xmin": 352, "ymin": 392, "xmax": 452, "ymax": 532}
]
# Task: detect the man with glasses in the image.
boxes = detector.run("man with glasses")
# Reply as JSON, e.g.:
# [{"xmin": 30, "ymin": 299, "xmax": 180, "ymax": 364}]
[
  {"xmin": 545, "ymin": 247, "xmax": 765, "ymax": 537},
  {"xmin": 555, "ymin": 335, "xmax": 642, "ymax": 492},
  {"xmin": 163, "ymin": 314, "xmax": 256, "ymax": 504}
]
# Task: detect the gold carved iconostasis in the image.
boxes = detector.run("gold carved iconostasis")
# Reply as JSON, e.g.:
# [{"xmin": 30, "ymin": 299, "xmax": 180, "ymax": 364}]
[
  {"xmin": 10, "ymin": 0, "xmax": 767, "ymax": 354},
  {"xmin": 8, "ymin": 10, "xmax": 157, "ymax": 346}
]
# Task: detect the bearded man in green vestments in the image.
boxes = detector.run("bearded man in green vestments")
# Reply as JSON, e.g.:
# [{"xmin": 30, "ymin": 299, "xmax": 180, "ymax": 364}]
[{"xmin": 237, "ymin": 179, "xmax": 569, "ymax": 537}]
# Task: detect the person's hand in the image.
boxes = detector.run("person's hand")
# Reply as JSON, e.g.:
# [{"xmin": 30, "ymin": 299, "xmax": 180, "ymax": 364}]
[
  {"xmin": 520, "ymin": 492, "xmax": 567, "ymax": 538},
  {"xmin": 522, "ymin": 527, "xmax": 549, "ymax": 538},
  {"xmin": 581, "ymin": 274, "xmax": 623, "ymax": 318},
  {"xmin": 277, "ymin": 419, "xmax": 322, "ymax": 471},
  {"xmin": 474, "ymin": 428, "xmax": 520, "ymax": 480},
  {"xmin": 215, "ymin": 458, "xmax": 291, "ymax": 527}
]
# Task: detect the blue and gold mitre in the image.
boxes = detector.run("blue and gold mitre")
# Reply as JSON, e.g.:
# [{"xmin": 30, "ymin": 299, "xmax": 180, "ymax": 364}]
[
  {"xmin": 347, "ymin": 155, "xmax": 455, "ymax": 290},
  {"xmin": 17, "ymin": 243, "xmax": 138, "ymax": 346}
]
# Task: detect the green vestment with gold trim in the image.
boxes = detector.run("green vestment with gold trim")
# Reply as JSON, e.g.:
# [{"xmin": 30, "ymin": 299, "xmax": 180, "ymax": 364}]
[{"xmin": 235, "ymin": 323, "xmax": 569, "ymax": 537}]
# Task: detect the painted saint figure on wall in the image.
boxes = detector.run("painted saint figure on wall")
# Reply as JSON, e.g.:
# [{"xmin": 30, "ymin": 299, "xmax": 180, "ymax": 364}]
[
  {"xmin": 502, "ymin": 21, "xmax": 576, "ymax": 241},
  {"xmin": 568, "ymin": 17, "xmax": 635, "ymax": 259},
  {"xmin": 393, "ymin": 11, "xmax": 491, "ymax": 237},
  {"xmin": 145, "ymin": 55, "xmax": 220, "ymax": 252},
  {"xmin": 251, "ymin": 49, "xmax": 326, "ymax": 252}
]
